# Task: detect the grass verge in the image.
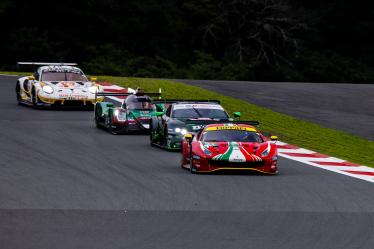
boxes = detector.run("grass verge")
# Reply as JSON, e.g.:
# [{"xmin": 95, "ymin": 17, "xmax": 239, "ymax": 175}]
[
  {"xmin": 3, "ymin": 72, "xmax": 373, "ymax": 167},
  {"xmin": 99, "ymin": 76, "xmax": 374, "ymax": 167},
  {"xmin": 0, "ymin": 71, "xmax": 30, "ymax": 76}
]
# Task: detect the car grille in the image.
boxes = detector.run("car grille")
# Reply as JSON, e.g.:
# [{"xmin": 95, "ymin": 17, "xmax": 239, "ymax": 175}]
[
  {"xmin": 54, "ymin": 100, "xmax": 92, "ymax": 106},
  {"xmin": 208, "ymin": 160, "xmax": 265, "ymax": 168}
]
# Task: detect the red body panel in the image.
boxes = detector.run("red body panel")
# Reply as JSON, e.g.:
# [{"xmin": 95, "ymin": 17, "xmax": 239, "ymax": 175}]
[{"xmin": 181, "ymin": 124, "xmax": 278, "ymax": 174}]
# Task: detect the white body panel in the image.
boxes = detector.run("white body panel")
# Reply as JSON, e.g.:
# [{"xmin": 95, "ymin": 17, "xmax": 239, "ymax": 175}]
[{"xmin": 16, "ymin": 66, "xmax": 103, "ymax": 106}]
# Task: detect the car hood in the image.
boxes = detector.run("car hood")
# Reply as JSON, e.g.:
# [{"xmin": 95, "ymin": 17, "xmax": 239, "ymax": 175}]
[
  {"xmin": 43, "ymin": 81, "xmax": 94, "ymax": 89},
  {"xmin": 199, "ymin": 141, "xmax": 271, "ymax": 162},
  {"xmin": 170, "ymin": 118, "xmax": 229, "ymax": 132}
]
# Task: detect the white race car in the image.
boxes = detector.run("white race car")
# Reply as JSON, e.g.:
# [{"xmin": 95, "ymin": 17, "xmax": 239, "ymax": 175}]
[{"xmin": 15, "ymin": 62, "xmax": 104, "ymax": 108}]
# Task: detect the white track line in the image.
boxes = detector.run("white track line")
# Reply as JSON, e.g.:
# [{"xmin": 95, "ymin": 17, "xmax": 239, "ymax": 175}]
[{"xmin": 277, "ymin": 142, "xmax": 374, "ymax": 183}]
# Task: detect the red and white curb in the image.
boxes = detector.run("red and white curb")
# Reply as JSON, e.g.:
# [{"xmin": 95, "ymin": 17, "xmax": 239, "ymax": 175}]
[
  {"xmin": 277, "ymin": 141, "xmax": 374, "ymax": 183},
  {"xmin": 97, "ymin": 82, "xmax": 374, "ymax": 183},
  {"xmin": 96, "ymin": 82, "xmax": 135, "ymax": 103}
]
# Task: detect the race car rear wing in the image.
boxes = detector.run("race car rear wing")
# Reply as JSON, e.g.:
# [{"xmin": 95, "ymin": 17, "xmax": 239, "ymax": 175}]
[
  {"xmin": 95, "ymin": 92, "xmax": 162, "ymax": 102},
  {"xmin": 185, "ymin": 120, "xmax": 260, "ymax": 126},
  {"xmin": 17, "ymin": 62, "xmax": 78, "ymax": 66},
  {"xmin": 183, "ymin": 120, "xmax": 260, "ymax": 133},
  {"xmin": 152, "ymin": 99, "xmax": 221, "ymax": 104}
]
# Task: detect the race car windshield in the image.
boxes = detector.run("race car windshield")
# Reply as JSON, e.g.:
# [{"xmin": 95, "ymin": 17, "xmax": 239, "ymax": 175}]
[
  {"xmin": 126, "ymin": 98, "xmax": 152, "ymax": 109},
  {"xmin": 172, "ymin": 108, "xmax": 228, "ymax": 119},
  {"xmin": 202, "ymin": 130, "xmax": 263, "ymax": 143},
  {"xmin": 41, "ymin": 72, "xmax": 88, "ymax": 82}
]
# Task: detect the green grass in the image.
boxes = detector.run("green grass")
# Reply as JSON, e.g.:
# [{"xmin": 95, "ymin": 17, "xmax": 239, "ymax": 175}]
[
  {"xmin": 97, "ymin": 76, "xmax": 374, "ymax": 167},
  {"xmin": 3, "ymin": 72, "xmax": 373, "ymax": 167},
  {"xmin": 0, "ymin": 71, "xmax": 30, "ymax": 76}
]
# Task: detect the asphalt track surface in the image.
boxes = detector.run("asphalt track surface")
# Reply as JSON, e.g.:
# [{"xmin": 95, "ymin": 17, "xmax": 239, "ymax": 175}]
[
  {"xmin": 178, "ymin": 79, "xmax": 374, "ymax": 140},
  {"xmin": 1, "ymin": 75, "xmax": 374, "ymax": 249}
]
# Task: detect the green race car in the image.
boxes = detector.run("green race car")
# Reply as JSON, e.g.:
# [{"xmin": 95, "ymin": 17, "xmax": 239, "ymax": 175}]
[
  {"xmin": 149, "ymin": 100, "xmax": 240, "ymax": 150},
  {"xmin": 95, "ymin": 91, "xmax": 164, "ymax": 134}
]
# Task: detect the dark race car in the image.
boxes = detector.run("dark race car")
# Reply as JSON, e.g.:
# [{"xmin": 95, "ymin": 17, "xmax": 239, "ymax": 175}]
[
  {"xmin": 149, "ymin": 100, "xmax": 240, "ymax": 150},
  {"xmin": 94, "ymin": 90, "xmax": 163, "ymax": 134},
  {"xmin": 181, "ymin": 122, "xmax": 279, "ymax": 174}
]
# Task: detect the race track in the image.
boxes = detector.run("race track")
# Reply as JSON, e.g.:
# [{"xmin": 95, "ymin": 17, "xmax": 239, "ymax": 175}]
[
  {"xmin": 178, "ymin": 79, "xmax": 374, "ymax": 140},
  {"xmin": 1, "ymin": 75, "xmax": 374, "ymax": 249}
]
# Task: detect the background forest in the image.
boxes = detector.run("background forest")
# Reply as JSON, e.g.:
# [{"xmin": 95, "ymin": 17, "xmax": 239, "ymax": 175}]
[{"xmin": 1, "ymin": 0, "xmax": 373, "ymax": 82}]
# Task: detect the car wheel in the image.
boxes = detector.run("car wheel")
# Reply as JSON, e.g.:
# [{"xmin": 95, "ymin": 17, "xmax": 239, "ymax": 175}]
[
  {"xmin": 107, "ymin": 113, "xmax": 117, "ymax": 135},
  {"xmin": 163, "ymin": 127, "xmax": 169, "ymax": 149},
  {"xmin": 94, "ymin": 106, "xmax": 101, "ymax": 128},
  {"xmin": 150, "ymin": 122, "xmax": 156, "ymax": 146},
  {"xmin": 189, "ymin": 155, "xmax": 196, "ymax": 174},
  {"xmin": 31, "ymin": 87, "xmax": 39, "ymax": 108},
  {"xmin": 121, "ymin": 125, "xmax": 129, "ymax": 135},
  {"xmin": 15, "ymin": 82, "xmax": 21, "ymax": 103},
  {"xmin": 95, "ymin": 115, "xmax": 101, "ymax": 128}
]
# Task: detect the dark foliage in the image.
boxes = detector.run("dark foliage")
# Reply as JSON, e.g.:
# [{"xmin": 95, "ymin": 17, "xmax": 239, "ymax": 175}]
[{"xmin": 0, "ymin": 0, "xmax": 373, "ymax": 82}]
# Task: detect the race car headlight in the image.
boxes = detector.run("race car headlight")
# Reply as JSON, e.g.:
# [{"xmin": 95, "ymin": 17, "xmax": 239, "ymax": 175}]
[
  {"xmin": 261, "ymin": 148, "xmax": 270, "ymax": 157},
  {"xmin": 114, "ymin": 109, "xmax": 126, "ymax": 121},
  {"xmin": 204, "ymin": 149, "xmax": 213, "ymax": 156},
  {"xmin": 174, "ymin": 128, "xmax": 188, "ymax": 135},
  {"xmin": 42, "ymin": 85, "xmax": 54, "ymax": 94},
  {"xmin": 89, "ymin": 86, "xmax": 99, "ymax": 94}
]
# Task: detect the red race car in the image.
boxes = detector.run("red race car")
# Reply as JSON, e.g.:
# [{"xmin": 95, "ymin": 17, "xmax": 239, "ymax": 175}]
[{"xmin": 181, "ymin": 122, "xmax": 278, "ymax": 174}]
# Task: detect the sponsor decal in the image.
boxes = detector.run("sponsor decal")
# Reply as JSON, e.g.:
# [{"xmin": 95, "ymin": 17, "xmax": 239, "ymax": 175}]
[
  {"xmin": 206, "ymin": 126, "xmax": 256, "ymax": 132},
  {"xmin": 173, "ymin": 104, "xmax": 224, "ymax": 110},
  {"xmin": 58, "ymin": 94, "xmax": 88, "ymax": 100},
  {"xmin": 192, "ymin": 125, "xmax": 204, "ymax": 130}
]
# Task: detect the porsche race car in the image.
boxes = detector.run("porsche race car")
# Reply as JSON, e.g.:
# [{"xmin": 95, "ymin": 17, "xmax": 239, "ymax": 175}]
[
  {"xmin": 149, "ymin": 100, "xmax": 240, "ymax": 150},
  {"xmin": 94, "ymin": 90, "xmax": 163, "ymax": 134},
  {"xmin": 15, "ymin": 62, "xmax": 103, "ymax": 108},
  {"xmin": 181, "ymin": 122, "xmax": 279, "ymax": 174}
]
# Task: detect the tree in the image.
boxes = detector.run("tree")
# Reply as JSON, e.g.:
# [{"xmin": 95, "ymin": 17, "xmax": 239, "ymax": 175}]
[{"xmin": 201, "ymin": 0, "xmax": 302, "ymax": 66}]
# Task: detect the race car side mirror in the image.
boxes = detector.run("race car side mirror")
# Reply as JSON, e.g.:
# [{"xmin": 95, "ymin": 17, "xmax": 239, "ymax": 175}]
[
  {"xmin": 233, "ymin": 112, "xmax": 241, "ymax": 119},
  {"xmin": 156, "ymin": 112, "xmax": 164, "ymax": 117},
  {"xmin": 270, "ymin": 136, "xmax": 278, "ymax": 141},
  {"xmin": 155, "ymin": 104, "xmax": 165, "ymax": 112},
  {"xmin": 184, "ymin": 133, "xmax": 194, "ymax": 143},
  {"xmin": 28, "ymin": 76, "xmax": 35, "ymax": 80},
  {"xmin": 90, "ymin": 77, "xmax": 97, "ymax": 82}
]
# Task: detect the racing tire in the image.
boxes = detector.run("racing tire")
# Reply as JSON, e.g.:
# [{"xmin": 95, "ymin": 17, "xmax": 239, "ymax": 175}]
[
  {"xmin": 94, "ymin": 106, "xmax": 102, "ymax": 129},
  {"xmin": 189, "ymin": 155, "xmax": 197, "ymax": 174},
  {"xmin": 15, "ymin": 82, "xmax": 21, "ymax": 104},
  {"xmin": 95, "ymin": 116, "xmax": 101, "ymax": 129},
  {"xmin": 107, "ymin": 113, "xmax": 118, "ymax": 135},
  {"xmin": 163, "ymin": 127, "xmax": 169, "ymax": 149},
  {"xmin": 180, "ymin": 154, "xmax": 186, "ymax": 169},
  {"xmin": 149, "ymin": 122, "xmax": 156, "ymax": 146},
  {"xmin": 31, "ymin": 87, "xmax": 39, "ymax": 108}
]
